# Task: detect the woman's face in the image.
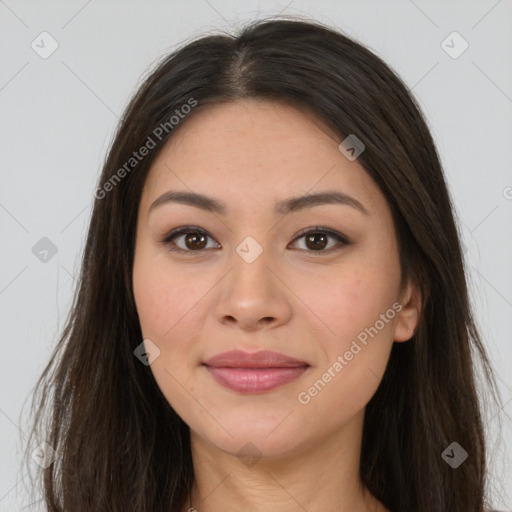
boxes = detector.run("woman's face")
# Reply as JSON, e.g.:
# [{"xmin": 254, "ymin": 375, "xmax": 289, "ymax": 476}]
[{"xmin": 132, "ymin": 99, "xmax": 418, "ymax": 460}]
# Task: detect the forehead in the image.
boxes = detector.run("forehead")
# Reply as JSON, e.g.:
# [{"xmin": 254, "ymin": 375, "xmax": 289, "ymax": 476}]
[
  {"xmin": 159, "ymin": 99, "xmax": 340, "ymax": 165},
  {"xmin": 141, "ymin": 99, "xmax": 384, "ymax": 217}
]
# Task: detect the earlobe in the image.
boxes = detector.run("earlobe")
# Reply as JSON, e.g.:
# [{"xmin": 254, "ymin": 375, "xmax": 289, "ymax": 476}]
[{"xmin": 393, "ymin": 281, "xmax": 422, "ymax": 343}]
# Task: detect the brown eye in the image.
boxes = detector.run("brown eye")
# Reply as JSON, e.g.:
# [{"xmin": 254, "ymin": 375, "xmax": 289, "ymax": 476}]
[
  {"xmin": 182, "ymin": 231, "xmax": 208, "ymax": 250},
  {"xmin": 290, "ymin": 228, "xmax": 349, "ymax": 253},
  {"xmin": 161, "ymin": 226, "xmax": 219, "ymax": 254},
  {"xmin": 161, "ymin": 226, "xmax": 349, "ymax": 256},
  {"xmin": 305, "ymin": 232, "xmax": 328, "ymax": 250}
]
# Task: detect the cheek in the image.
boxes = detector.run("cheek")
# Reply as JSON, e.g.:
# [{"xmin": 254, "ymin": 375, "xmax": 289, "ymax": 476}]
[
  {"xmin": 133, "ymin": 251, "xmax": 205, "ymax": 340},
  {"xmin": 296, "ymin": 261, "xmax": 400, "ymax": 350},
  {"xmin": 298, "ymin": 260, "xmax": 400, "ymax": 411},
  {"xmin": 133, "ymin": 257, "xmax": 205, "ymax": 403}
]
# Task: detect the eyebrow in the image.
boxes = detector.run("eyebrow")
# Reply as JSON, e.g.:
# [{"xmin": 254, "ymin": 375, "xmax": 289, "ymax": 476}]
[{"xmin": 148, "ymin": 190, "xmax": 369, "ymax": 216}]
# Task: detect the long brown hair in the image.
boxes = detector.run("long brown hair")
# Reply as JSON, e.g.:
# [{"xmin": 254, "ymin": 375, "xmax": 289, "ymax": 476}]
[{"xmin": 20, "ymin": 16, "xmax": 502, "ymax": 511}]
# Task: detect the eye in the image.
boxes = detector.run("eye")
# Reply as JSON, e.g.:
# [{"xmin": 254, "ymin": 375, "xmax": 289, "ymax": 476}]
[
  {"xmin": 289, "ymin": 227, "xmax": 349, "ymax": 253},
  {"xmin": 160, "ymin": 226, "xmax": 219, "ymax": 254},
  {"xmin": 160, "ymin": 226, "xmax": 349, "ymax": 255}
]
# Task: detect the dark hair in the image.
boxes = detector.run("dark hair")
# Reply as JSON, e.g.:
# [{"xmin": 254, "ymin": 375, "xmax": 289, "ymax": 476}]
[{"xmin": 20, "ymin": 15, "xmax": 502, "ymax": 512}]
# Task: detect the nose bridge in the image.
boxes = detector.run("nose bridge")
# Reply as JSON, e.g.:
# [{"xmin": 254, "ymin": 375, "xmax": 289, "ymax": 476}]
[
  {"xmin": 228, "ymin": 232, "xmax": 275, "ymax": 293},
  {"xmin": 220, "ymin": 201, "xmax": 287, "ymax": 282},
  {"xmin": 212, "ymin": 230, "xmax": 290, "ymax": 328},
  {"xmin": 235, "ymin": 233, "xmax": 267, "ymax": 266}
]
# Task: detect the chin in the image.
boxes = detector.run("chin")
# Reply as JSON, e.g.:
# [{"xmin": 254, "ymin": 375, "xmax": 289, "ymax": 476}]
[
  {"xmin": 186, "ymin": 408, "xmax": 308, "ymax": 461},
  {"xmin": 195, "ymin": 427, "xmax": 306, "ymax": 463}
]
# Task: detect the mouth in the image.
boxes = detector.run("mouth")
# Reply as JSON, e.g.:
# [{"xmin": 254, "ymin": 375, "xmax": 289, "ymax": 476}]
[{"xmin": 202, "ymin": 350, "xmax": 310, "ymax": 393}]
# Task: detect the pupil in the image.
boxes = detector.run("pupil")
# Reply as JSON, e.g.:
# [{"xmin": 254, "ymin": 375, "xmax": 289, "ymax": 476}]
[
  {"xmin": 186, "ymin": 232, "xmax": 206, "ymax": 250},
  {"xmin": 306, "ymin": 233, "xmax": 327, "ymax": 250}
]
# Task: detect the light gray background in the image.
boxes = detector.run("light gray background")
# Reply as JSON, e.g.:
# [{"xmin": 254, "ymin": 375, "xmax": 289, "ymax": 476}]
[{"xmin": 1, "ymin": 1, "xmax": 511, "ymax": 510}]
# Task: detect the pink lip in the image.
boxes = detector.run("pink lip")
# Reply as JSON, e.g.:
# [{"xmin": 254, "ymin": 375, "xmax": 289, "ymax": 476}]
[{"xmin": 203, "ymin": 350, "xmax": 310, "ymax": 393}]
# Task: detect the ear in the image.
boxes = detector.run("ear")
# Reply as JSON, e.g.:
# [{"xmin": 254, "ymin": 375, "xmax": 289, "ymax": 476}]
[{"xmin": 393, "ymin": 279, "xmax": 422, "ymax": 342}]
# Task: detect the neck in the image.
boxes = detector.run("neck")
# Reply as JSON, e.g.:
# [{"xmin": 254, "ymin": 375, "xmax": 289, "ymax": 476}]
[{"xmin": 183, "ymin": 409, "xmax": 387, "ymax": 512}]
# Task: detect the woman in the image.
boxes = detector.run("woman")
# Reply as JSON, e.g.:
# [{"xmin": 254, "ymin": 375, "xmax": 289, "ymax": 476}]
[{"xmin": 22, "ymin": 16, "xmax": 503, "ymax": 512}]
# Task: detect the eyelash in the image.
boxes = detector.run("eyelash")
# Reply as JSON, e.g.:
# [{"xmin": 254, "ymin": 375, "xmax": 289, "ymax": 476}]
[{"xmin": 160, "ymin": 225, "xmax": 350, "ymax": 256}]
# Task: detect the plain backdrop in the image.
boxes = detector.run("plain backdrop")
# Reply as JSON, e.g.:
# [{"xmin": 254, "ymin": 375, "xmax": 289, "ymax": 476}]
[{"xmin": 1, "ymin": 1, "xmax": 511, "ymax": 510}]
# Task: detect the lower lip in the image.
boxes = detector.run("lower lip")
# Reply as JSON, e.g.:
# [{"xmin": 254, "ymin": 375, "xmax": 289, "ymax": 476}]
[{"xmin": 204, "ymin": 365, "xmax": 309, "ymax": 393}]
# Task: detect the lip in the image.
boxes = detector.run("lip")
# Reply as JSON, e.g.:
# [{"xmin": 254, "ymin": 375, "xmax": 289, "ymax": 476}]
[
  {"xmin": 204, "ymin": 349, "xmax": 309, "ymax": 368},
  {"xmin": 203, "ymin": 350, "xmax": 310, "ymax": 393}
]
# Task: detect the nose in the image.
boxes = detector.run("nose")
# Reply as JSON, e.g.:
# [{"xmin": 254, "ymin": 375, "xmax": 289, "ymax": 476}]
[{"xmin": 213, "ymin": 243, "xmax": 293, "ymax": 332}]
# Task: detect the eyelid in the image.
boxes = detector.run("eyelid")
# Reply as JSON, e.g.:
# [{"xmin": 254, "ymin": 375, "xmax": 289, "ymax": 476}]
[
  {"xmin": 160, "ymin": 226, "xmax": 219, "ymax": 252},
  {"xmin": 160, "ymin": 225, "xmax": 350, "ymax": 255},
  {"xmin": 292, "ymin": 226, "xmax": 350, "ymax": 247}
]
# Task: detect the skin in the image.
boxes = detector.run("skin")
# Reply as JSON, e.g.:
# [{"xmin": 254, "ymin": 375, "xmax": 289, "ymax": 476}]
[{"xmin": 132, "ymin": 99, "xmax": 421, "ymax": 512}]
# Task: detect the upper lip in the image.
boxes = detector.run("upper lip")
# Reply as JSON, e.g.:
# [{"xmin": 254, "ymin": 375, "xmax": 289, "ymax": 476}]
[{"xmin": 203, "ymin": 350, "xmax": 309, "ymax": 368}]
